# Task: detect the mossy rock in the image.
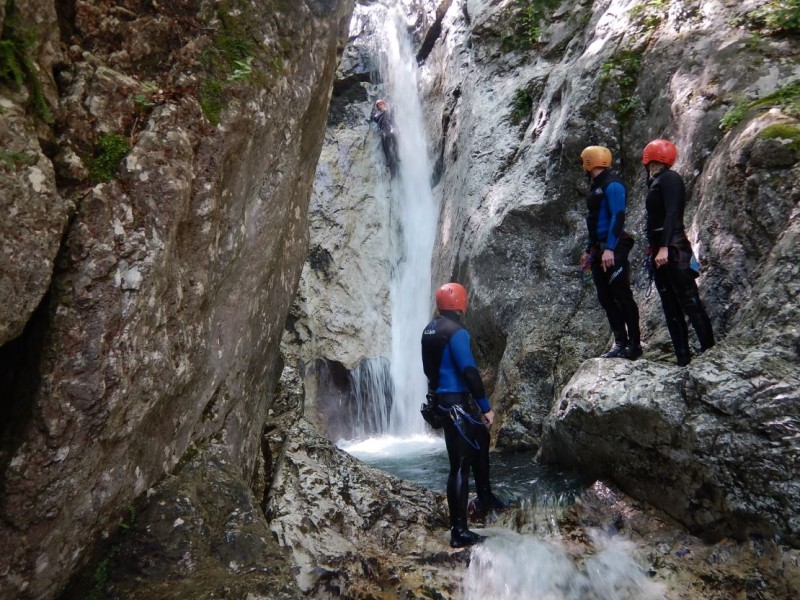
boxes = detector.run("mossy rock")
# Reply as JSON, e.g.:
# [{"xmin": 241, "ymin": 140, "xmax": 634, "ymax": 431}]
[{"xmin": 758, "ymin": 122, "xmax": 800, "ymax": 152}]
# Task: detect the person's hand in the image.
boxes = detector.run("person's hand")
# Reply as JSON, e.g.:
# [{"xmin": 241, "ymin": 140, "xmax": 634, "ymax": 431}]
[
  {"xmin": 601, "ymin": 248, "xmax": 615, "ymax": 272},
  {"xmin": 483, "ymin": 409, "xmax": 495, "ymax": 427},
  {"xmin": 654, "ymin": 246, "xmax": 669, "ymax": 268}
]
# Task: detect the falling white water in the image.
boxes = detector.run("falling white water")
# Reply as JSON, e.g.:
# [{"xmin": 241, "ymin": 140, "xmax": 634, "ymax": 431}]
[
  {"xmin": 376, "ymin": 5, "xmax": 439, "ymax": 436},
  {"xmin": 463, "ymin": 529, "xmax": 667, "ymax": 600}
]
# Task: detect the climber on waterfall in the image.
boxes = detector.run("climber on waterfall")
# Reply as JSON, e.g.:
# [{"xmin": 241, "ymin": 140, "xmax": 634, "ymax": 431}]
[
  {"xmin": 642, "ymin": 139, "xmax": 715, "ymax": 366},
  {"xmin": 580, "ymin": 145, "xmax": 642, "ymax": 360},
  {"xmin": 420, "ymin": 282, "xmax": 506, "ymax": 548},
  {"xmin": 370, "ymin": 98, "xmax": 399, "ymax": 177}
]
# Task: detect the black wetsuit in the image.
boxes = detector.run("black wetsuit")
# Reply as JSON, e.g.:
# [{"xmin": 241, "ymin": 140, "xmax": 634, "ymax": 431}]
[
  {"xmin": 585, "ymin": 169, "xmax": 640, "ymax": 349},
  {"xmin": 370, "ymin": 107, "xmax": 398, "ymax": 175},
  {"xmin": 421, "ymin": 311, "xmax": 500, "ymax": 535},
  {"xmin": 646, "ymin": 167, "xmax": 715, "ymax": 365}
]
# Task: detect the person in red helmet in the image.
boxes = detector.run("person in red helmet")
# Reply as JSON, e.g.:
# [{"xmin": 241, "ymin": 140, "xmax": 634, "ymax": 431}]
[
  {"xmin": 370, "ymin": 98, "xmax": 399, "ymax": 176},
  {"xmin": 642, "ymin": 139, "xmax": 715, "ymax": 366},
  {"xmin": 420, "ymin": 283, "xmax": 504, "ymax": 548},
  {"xmin": 579, "ymin": 145, "xmax": 642, "ymax": 360}
]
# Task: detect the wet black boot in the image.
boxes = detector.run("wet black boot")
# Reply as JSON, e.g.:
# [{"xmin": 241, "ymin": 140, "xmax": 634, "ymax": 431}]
[
  {"xmin": 622, "ymin": 341, "xmax": 643, "ymax": 360},
  {"xmin": 450, "ymin": 527, "xmax": 486, "ymax": 548},
  {"xmin": 601, "ymin": 332, "xmax": 628, "ymax": 358}
]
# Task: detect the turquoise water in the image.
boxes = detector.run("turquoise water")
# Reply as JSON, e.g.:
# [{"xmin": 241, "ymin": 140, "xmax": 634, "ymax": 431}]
[{"xmin": 341, "ymin": 434, "xmax": 585, "ymax": 503}]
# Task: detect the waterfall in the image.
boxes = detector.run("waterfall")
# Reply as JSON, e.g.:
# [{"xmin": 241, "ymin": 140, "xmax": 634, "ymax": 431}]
[{"xmin": 377, "ymin": 5, "xmax": 438, "ymax": 436}]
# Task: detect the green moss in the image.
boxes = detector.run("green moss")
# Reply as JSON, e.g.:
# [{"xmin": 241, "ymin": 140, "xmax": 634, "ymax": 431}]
[
  {"xmin": 628, "ymin": 0, "xmax": 668, "ymax": 31},
  {"xmin": 86, "ymin": 505, "xmax": 138, "ymax": 600},
  {"xmin": 0, "ymin": 149, "xmax": 36, "ymax": 170},
  {"xmin": 747, "ymin": 0, "xmax": 800, "ymax": 36},
  {"xmin": 0, "ymin": 0, "xmax": 53, "ymax": 124},
  {"xmin": 758, "ymin": 122, "xmax": 800, "ymax": 151},
  {"xmin": 88, "ymin": 133, "xmax": 130, "ymax": 182},
  {"xmin": 195, "ymin": 0, "xmax": 278, "ymax": 124},
  {"xmin": 198, "ymin": 78, "xmax": 224, "ymax": 125},
  {"xmin": 599, "ymin": 49, "xmax": 643, "ymax": 123},
  {"xmin": 720, "ymin": 81, "xmax": 800, "ymax": 131},
  {"xmin": 500, "ymin": 0, "xmax": 562, "ymax": 52},
  {"xmin": 510, "ymin": 88, "xmax": 533, "ymax": 125}
]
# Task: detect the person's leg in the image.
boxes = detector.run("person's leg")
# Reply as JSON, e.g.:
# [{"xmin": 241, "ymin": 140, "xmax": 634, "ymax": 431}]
[
  {"xmin": 472, "ymin": 425, "xmax": 505, "ymax": 519},
  {"xmin": 444, "ymin": 421, "xmax": 484, "ymax": 547},
  {"xmin": 673, "ymin": 268, "xmax": 715, "ymax": 351},
  {"xmin": 607, "ymin": 259, "xmax": 642, "ymax": 358},
  {"xmin": 592, "ymin": 265, "xmax": 628, "ymax": 356},
  {"xmin": 655, "ymin": 266, "xmax": 690, "ymax": 365}
]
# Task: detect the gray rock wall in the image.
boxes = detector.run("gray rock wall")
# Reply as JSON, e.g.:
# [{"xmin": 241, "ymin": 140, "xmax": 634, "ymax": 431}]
[
  {"xmin": 296, "ymin": 0, "xmax": 800, "ymax": 550},
  {"xmin": 0, "ymin": 0, "xmax": 354, "ymax": 597},
  {"xmin": 418, "ymin": 0, "xmax": 800, "ymax": 545}
]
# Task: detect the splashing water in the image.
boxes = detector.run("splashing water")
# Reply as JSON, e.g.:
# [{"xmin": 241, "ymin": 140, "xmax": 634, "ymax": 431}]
[
  {"xmin": 463, "ymin": 529, "xmax": 667, "ymax": 600},
  {"xmin": 371, "ymin": 3, "xmax": 438, "ymax": 436}
]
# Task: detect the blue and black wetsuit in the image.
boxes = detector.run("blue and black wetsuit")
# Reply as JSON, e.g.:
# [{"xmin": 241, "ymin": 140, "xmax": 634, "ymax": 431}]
[
  {"xmin": 646, "ymin": 168, "xmax": 714, "ymax": 364},
  {"xmin": 421, "ymin": 311, "xmax": 501, "ymax": 533},
  {"xmin": 585, "ymin": 169, "xmax": 640, "ymax": 348}
]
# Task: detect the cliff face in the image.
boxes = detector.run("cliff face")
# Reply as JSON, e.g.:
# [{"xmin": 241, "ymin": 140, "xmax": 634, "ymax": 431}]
[
  {"xmin": 0, "ymin": 0, "xmax": 354, "ymax": 597},
  {"xmin": 294, "ymin": 0, "xmax": 800, "ymax": 552}
]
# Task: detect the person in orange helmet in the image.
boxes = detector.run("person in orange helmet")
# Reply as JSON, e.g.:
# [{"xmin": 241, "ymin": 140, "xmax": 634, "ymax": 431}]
[
  {"xmin": 421, "ymin": 282, "xmax": 504, "ymax": 548},
  {"xmin": 579, "ymin": 145, "xmax": 642, "ymax": 360},
  {"xmin": 642, "ymin": 139, "xmax": 715, "ymax": 366}
]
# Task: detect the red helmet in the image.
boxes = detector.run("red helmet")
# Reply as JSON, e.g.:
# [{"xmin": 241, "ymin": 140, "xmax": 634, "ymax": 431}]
[
  {"xmin": 435, "ymin": 283, "xmax": 468, "ymax": 313},
  {"xmin": 642, "ymin": 139, "xmax": 677, "ymax": 166},
  {"xmin": 375, "ymin": 98, "xmax": 387, "ymax": 109}
]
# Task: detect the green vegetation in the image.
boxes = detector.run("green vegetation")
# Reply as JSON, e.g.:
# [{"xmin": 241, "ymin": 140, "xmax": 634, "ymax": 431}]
[
  {"xmin": 87, "ymin": 506, "xmax": 137, "ymax": 600},
  {"xmin": 628, "ymin": 0, "xmax": 669, "ymax": 31},
  {"xmin": 511, "ymin": 88, "xmax": 534, "ymax": 125},
  {"xmin": 747, "ymin": 0, "xmax": 800, "ymax": 35},
  {"xmin": 88, "ymin": 132, "xmax": 130, "ymax": 182},
  {"xmin": 599, "ymin": 50, "xmax": 643, "ymax": 122},
  {"xmin": 720, "ymin": 81, "xmax": 800, "ymax": 131},
  {"xmin": 0, "ymin": 149, "xmax": 36, "ymax": 170},
  {"xmin": 134, "ymin": 81, "xmax": 158, "ymax": 109},
  {"xmin": 758, "ymin": 122, "xmax": 800, "ymax": 151},
  {"xmin": 0, "ymin": 0, "xmax": 52, "ymax": 123},
  {"xmin": 197, "ymin": 1, "xmax": 281, "ymax": 124},
  {"xmin": 500, "ymin": 0, "xmax": 562, "ymax": 52}
]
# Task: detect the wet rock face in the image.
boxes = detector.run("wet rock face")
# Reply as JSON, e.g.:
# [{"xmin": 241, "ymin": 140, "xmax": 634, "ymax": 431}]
[
  {"xmin": 265, "ymin": 417, "xmax": 463, "ymax": 598},
  {"xmin": 65, "ymin": 442, "xmax": 304, "ymax": 600},
  {"xmin": 420, "ymin": 0, "xmax": 800, "ymax": 453},
  {"xmin": 0, "ymin": 0, "xmax": 354, "ymax": 597}
]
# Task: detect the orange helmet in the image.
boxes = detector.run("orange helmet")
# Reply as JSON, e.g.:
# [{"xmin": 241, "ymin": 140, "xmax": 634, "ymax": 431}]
[
  {"xmin": 580, "ymin": 146, "xmax": 612, "ymax": 172},
  {"xmin": 642, "ymin": 139, "xmax": 677, "ymax": 166},
  {"xmin": 435, "ymin": 283, "xmax": 468, "ymax": 313}
]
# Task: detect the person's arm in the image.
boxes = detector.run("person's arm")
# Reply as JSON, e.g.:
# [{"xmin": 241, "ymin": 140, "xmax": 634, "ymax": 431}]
[
  {"xmin": 604, "ymin": 181, "xmax": 626, "ymax": 251},
  {"xmin": 659, "ymin": 173, "xmax": 682, "ymax": 248},
  {"xmin": 448, "ymin": 329, "xmax": 491, "ymax": 413}
]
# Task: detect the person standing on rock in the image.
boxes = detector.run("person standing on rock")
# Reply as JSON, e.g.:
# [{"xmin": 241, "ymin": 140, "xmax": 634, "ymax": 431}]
[
  {"xmin": 642, "ymin": 139, "xmax": 715, "ymax": 366},
  {"xmin": 580, "ymin": 145, "xmax": 642, "ymax": 360},
  {"xmin": 370, "ymin": 98, "xmax": 399, "ymax": 177},
  {"xmin": 420, "ymin": 282, "xmax": 504, "ymax": 548}
]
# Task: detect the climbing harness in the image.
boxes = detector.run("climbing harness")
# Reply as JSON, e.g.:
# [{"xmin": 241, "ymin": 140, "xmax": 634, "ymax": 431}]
[
  {"xmin": 635, "ymin": 255, "xmax": 655, "ymax": 297},
  {"xmin": 440, "ymin": 404, "xmax": 484, "ymax": 450}
]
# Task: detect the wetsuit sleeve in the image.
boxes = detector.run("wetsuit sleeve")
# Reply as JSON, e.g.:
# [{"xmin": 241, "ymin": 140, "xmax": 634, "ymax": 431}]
[
  {"xmin": 448, "ymin": 329, "xmax": 491, "ymax": 412},
  {"xmin": 659, "ymin": 174, "xmax": 682, "ymax": 247},
  {"xmin": 604, "ymin": 181, "xmax": 626, "ymax": 250}
]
